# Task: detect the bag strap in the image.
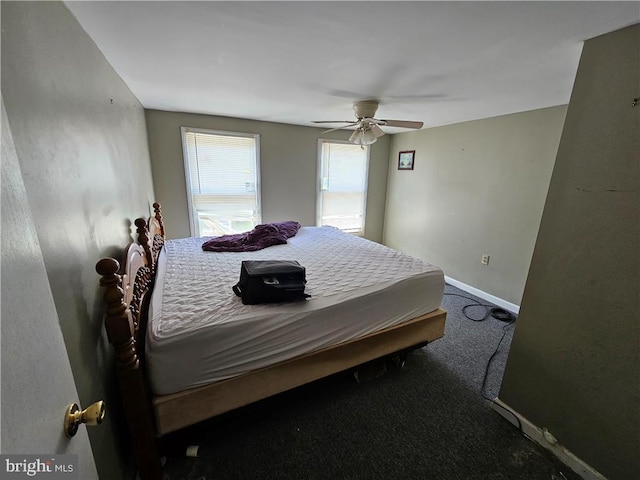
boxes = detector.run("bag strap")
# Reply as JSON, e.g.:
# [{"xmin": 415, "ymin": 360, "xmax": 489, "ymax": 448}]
[{"xmin": 232, "ymin": 282, "xmax": 310, "ymax": 299}]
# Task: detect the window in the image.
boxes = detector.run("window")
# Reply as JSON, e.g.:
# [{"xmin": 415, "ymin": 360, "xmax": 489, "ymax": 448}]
[
  {"xmin": 181, "ymin": 127, "xmax": 261, "ymax": 237},
  {"xmin": 317, "ymin": 140, "xmax": 369, "ymax": 235}
]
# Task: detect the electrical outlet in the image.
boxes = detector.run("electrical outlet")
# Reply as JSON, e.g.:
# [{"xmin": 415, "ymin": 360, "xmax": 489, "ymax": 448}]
[{"xmin": 481, "ymin": 254, "xmax": 490, "ymax": 265}]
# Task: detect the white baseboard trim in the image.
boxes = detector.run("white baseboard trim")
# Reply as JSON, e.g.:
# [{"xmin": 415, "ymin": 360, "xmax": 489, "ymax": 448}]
[
  {"xmin": 491, "ymin": 398, "xmax": 607, "ymax": 480},
  {"xmin": 444, "ymin": 276, "xmax": 520, "ymax": 315}
]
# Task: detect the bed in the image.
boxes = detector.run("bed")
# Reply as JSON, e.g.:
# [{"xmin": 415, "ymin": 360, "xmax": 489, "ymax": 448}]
[{"xmin": 96, "ymin": 203, "xmax": 447, "ymax": 479}]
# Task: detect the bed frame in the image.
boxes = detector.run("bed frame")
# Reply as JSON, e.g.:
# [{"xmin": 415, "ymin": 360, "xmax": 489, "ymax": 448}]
[{"xmin": 95, "ymin": 203, "xmax": 447, "ymax": 480}]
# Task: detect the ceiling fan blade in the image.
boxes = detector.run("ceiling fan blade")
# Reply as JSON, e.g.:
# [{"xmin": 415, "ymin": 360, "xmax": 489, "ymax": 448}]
[
  {"xmin": 322, "ymin": 123, "xmax": 358, "ymax": 134},
  {"xmin": 370, "ymin": 124, "xmax": 385, "ymax": 138},
  {"xmin": 312, "ymin": 120, "xmax": 354, "ymax": 124},
  {"xmin": 379, "ymin": 119, "xmax": 424, "ymax": 129}
]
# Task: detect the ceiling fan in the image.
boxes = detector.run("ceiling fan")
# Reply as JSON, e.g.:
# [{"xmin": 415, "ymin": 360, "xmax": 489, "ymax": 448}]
[{"xmin": 313, "ymin": 100, "xmax": 424, "ymax": 146}]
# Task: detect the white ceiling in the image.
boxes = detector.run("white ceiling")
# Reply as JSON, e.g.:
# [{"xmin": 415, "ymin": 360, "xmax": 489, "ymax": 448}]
[{"xmin": 65, "ymin": 1, "xmax": 639, "ymax": 132}]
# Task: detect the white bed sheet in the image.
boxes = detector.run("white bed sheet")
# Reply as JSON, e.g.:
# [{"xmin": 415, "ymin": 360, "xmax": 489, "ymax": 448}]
[{"xmin": 147, "ymin": 226, "xmax": 444, "ymax": 395}]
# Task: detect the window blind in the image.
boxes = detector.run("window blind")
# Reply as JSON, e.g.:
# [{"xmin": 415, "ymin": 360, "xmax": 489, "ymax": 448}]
[
  {"xmin": 318, "ymin": 140, "xmax": 369, "ymax": 235},
  {"xmin": 183, "ymin": 129, "xmax": 260, "ymax": 236}
]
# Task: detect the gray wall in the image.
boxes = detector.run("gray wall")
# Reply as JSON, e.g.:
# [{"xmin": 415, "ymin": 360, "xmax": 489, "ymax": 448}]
[
  {"xmin": 383, "ymin": 106, "xmax": 567, "ymax": 306},
  {"xmin": 500, "ymin": 24, "xmax": 639, "ymax": 480},
  {"xmin": 1, "ymin": 2, "xmax": 156, "ymax": 478},
  {"xmin": 145, "ymin": 110, "xmax": 391, "ymax": 242}
]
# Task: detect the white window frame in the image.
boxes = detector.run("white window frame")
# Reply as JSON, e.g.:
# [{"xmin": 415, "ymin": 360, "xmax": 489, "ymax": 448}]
[
  {"xmin": 316, "ymin": 139, "xmax": 370, "ymax": 236},
  {"xmin": 181, "ymin": 126, "xmax": 262, "ymax": 237}
]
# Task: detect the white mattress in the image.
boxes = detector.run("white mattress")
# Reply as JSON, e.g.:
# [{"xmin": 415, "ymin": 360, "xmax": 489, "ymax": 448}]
[{"xmin": 147, "ymin": 226, "xmax": 444, "ymax": 395}]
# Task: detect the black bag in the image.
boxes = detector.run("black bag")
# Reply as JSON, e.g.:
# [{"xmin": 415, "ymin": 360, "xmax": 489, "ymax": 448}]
[{"xmin": 232, "ymin": 260, "xmax": 309, "ymax": 305}]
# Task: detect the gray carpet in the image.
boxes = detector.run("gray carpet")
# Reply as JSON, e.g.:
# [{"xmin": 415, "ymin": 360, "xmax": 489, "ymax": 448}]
[{"xmin": 161, "ymin": 284, "xmax": 580, "ymax": 480}]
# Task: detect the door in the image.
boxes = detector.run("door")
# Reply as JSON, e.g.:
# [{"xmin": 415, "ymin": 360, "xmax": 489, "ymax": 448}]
[{"xmin": 0, "ymin": 98, "xmax": 98, "ymax": 478}]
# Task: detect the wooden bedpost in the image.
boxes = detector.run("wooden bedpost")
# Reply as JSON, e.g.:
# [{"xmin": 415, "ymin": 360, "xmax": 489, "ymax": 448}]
[
  {"xmin": 135, "ymin": 218, "xmax": 153, "ymax": 268},
  {"xmin": 153, "ymin": 202, "xmax": 165, "ymax": 238},
  {"xmin": 96, "ymin": 258, "xmax": 162, "ymax": 480},
  {"xmin": 96, "ymin": 257, "xmax": 138, "ymax": 369}
]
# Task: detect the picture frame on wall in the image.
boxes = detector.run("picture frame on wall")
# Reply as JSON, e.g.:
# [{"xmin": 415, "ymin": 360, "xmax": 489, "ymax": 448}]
[{"xmin": 398, "ymin": 150, "xmax": 415, "ymax": 170}]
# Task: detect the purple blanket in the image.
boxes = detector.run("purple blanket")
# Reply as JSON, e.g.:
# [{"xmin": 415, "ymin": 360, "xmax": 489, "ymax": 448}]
[{"xmin": 201, "ymin": 221, "xmax": 302, "ymax": 252}]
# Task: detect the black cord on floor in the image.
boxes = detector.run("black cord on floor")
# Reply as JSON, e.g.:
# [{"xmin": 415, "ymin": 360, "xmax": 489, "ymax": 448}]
[
  {"xmin": 443, "ymin": 290, "xmax": 515, "ymax": 399},
  {"xmin": 443, "ymin": 289, "xmax": 523, "ymax": 433},
  {"xmin": 444, "ymin": 291, "xmax": 515, "ymax": 323},
  {"xmin": 479, "ymin": 320, "xmax": 514, "ymax": 401}
]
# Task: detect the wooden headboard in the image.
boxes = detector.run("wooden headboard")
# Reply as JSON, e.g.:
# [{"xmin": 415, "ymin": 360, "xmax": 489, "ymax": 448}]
[
  {"xmin": 96, "ymin": 203, "xmax": 165, "ymax": 339},
  {"xmin": 94, "ymin": 203, "xmax": 166, "ymax": 478}
]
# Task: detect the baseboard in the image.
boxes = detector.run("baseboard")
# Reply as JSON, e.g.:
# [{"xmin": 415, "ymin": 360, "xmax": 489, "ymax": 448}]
[
  {"xmin": 444, "ymin": 276, "xmax": 520, "ymax": 314},
  {"xmin": 491, "ymin": 398, "xmax": 607, "ymax": 480}
]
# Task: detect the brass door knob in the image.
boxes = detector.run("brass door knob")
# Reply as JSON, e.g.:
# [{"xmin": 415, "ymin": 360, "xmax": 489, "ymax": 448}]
[{"xmin": 64, "ymin": 401, "xmax": 106, "ymax": 438}]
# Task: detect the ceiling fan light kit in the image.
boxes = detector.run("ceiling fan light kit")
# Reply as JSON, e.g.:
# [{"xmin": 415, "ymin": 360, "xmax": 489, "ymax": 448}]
[
  {"xmin": 313, "ymin": 100, "xmax": 424, "ymax": 146},
  {"xmin": 349, "ymin": 127, "xmax": 379, "ymax": 146}
]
